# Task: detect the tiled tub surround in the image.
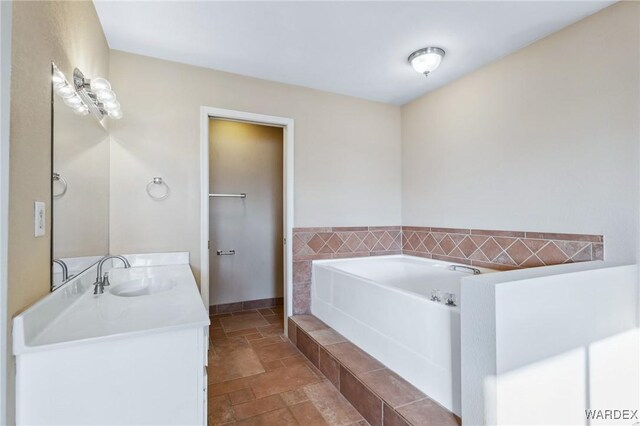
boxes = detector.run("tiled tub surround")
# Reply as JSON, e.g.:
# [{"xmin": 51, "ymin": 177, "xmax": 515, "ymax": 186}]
[
  {"xmin": 402, "ymin": 227, "xmax": 603, "ymax": 270},
  {"xmin": 293, "ymin": 226, "xmax": 603, "ymax": 313},
  {"xmin": 293, "ymin": 226, "xmax": 402, "ymax": 314},
  {"xmin": 289, "ymin": 315, "xmax": 460, "ymax": 426}
]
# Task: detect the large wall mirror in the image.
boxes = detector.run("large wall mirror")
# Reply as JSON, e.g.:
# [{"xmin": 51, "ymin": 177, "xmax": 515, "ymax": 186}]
[{"xmin": 51, "ymin": 62, "xmax": 110, "ymax": 290}]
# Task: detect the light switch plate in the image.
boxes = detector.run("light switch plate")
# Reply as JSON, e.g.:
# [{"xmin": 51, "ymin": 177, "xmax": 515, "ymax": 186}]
[{"xmin": 34, "ymin": 201, "xmax": 45, "ymax": 237}]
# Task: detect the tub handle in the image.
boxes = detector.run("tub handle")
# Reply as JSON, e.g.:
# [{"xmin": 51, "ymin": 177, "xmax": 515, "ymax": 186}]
[{"xmin": 448, "ymin": 265, "xmax": 481, "ymax": 275}]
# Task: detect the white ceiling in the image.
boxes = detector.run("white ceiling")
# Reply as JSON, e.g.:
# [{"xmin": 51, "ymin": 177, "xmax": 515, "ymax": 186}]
[{"xmin": 94, "ymin": 1, "xmax": 614, "ymax": 105}]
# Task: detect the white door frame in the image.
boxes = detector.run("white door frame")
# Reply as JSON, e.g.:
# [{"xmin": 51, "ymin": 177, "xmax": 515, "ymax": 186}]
[
  {"xmin": 200, "ymin": 107, "xmax": 294, "ymax": 332},
  {"xmin": 0, "ymin": 1, "xmax": 12, "ymax": 423}
]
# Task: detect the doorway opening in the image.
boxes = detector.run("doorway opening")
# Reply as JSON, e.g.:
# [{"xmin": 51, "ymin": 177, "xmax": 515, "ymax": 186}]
[{"xmin": 200, "ymin": 108, "xmax": 294, "ymax": 335}]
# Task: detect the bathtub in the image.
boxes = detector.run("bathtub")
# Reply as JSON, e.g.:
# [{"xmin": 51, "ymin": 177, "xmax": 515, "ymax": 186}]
[{"xmin": 311, "ymin": 255, "xmax": 492, "ymax": 416}]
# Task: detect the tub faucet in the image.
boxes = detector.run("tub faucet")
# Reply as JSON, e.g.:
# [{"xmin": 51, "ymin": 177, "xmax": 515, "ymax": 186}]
[
  {"xmin": 52, "ymin": 259, "xmax": 69, "ymax": 282},
  {"xmin": 94, "ymin": 255, "xmax": 131, "ymax": 295},
  {"xmin": 430, "ymin": 289, "xmax": 441, "ymax": 302}
]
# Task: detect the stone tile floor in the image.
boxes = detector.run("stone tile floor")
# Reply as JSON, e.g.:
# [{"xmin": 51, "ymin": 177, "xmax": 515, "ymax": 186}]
[{"xmin": 208, "ymin": 307, "xmax": 368, "ymax": 425}]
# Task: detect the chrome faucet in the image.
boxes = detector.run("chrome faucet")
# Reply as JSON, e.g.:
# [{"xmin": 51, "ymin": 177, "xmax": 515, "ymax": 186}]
[
  {"xmin": 94, "ymin": 255, "xmax": 131, "ymax": 295},
  {"xmin": 52, "ymin": 259, "xmax": 69, "ymax": 282}
]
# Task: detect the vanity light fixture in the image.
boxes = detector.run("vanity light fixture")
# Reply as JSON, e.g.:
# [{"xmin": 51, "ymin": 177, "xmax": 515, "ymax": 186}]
[
  {"xmin": 408, "ymin": 47, "xmax": 445, "ymax": 77},
  {"xmin": 51, "ymin": 63, "xmax": 122, "ymax": 120}
]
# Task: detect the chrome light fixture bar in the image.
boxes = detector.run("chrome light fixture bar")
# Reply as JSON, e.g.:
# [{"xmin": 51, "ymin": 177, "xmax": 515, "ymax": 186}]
[
  {"xmin": 408, "ymin": 47, "xmax": 445, "ymax": 77},
  {"xmin": 73, "ymin": 68, "xmax": 122, "ymax": 120},
  {"xmin": 51, "ymin": 63, "xmax": 122, "ymax": 120}
]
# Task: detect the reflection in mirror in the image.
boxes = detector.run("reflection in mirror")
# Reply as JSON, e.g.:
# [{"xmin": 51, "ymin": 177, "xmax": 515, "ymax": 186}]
[{"xmin": 51, "ymin": 62, "xmax": 109, "ymax": 290}]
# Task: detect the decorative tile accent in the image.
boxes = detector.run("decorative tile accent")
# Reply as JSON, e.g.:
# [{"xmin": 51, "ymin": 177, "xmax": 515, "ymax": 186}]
[
  {"xmin": 292, "ymin": 225, "xmax": 604, "ymax": 313},
  {"xmin": 293, "ymin": 226, "xmax": 402, "ymax": 314},
  {"xmin": 402, "ymin": 227, "xmax": 603, "ymax": 271}
]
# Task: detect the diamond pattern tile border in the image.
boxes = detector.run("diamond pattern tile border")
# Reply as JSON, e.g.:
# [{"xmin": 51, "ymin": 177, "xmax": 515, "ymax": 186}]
[{"xmin": 292, "ymin": 226, "xmax": 604, "ymax": 314}]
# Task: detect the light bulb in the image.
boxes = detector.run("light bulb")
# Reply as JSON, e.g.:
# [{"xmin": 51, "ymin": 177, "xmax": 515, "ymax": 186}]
[
  {"xmin": 96, "ymin": 89, "xmax": 116, "ymax": 103},
  {"xmin": 102, "ymin": 100, "xmax": 120, "ymax": 111},
  {"xmin": 52, "ymin": 69, "xmax": 66, "ymax": 85},
  {"xmin": 55, "ymin": 84, "xmax": 76, "ymax": 99},
  {"xmin": 90, "ymin": 77, "xmax": 111, "ymax": 93},
  {"xmin": 64, "ymin": 95, "xmax": 83, "ymax": 108},
  {"xmin": 74, "ymin": 105, "xmax": 89, "ymax": 115},
  {"xmin": 408, "ymin": 47, "xmax": 445, "ymax": 76},
  {"xmin": 108, "ymin": 109, "xmax": 123, "ymax": 119}
]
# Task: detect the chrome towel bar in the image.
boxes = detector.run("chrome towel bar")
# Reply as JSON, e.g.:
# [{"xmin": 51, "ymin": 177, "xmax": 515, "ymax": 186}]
[{"xmin": 209, "ymin": 193, "xmax": 246, "ymax": 198}]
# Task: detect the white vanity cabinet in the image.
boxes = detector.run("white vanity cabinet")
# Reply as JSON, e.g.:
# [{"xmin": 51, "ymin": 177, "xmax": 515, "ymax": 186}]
[{"xmin": 13, "ymin": 253, "xmax": 210, "ymax": 425}]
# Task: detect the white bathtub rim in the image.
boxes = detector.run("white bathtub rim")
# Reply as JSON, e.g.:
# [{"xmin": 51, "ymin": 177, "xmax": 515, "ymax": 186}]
[{"xmin": 312, "ymin": 255, "xmax": 494, "ymax": 311}]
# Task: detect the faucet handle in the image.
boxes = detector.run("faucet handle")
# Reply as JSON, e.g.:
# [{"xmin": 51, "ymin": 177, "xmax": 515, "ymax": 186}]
[
  {"xmin": 102, "ymin": 272, "xmax": 110, "ymax": 287},
  {"xmin": 444, "ymin": 293, "xmax": 457, "ymax": 306}
]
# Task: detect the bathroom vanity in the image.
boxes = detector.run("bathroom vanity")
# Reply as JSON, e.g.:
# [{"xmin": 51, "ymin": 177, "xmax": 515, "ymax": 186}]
[{"xmin": 13, "ymin": 252, "xmax": 209, "ymax": 425}]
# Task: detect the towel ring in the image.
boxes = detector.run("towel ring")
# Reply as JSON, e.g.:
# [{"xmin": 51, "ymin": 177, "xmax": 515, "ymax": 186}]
[
  {"xmin": 53, "ymin": 172, "xmax": 67, "ymax": 198},
  {"xmin": 146, "ymin": 177, "xmax": 170, "ymax": 201}
]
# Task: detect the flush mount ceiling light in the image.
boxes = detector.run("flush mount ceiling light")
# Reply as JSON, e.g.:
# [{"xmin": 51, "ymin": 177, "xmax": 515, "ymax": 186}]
[
  {"xmin": 51, "ymin": 63, "xmax": 122, "ymax": 120},
  {"xmin": 408, "ymin": 47, "xmax": 445, "ymax": 77}
]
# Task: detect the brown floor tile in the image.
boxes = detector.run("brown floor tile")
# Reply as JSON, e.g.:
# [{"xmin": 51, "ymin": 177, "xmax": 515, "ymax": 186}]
[
  {"xmin": 249, "ymin": 336, "xmax": 285, "ymax": 348},
  {"xmin": 209, "ymin": 394, "xmax": 236, "ymax": 425},
  {"xmin": 318, "ymin": 347, "xmax": 340, "ymax": 389},
  {"xmin": 258, "ymin": 308, "xmax": 275, "ymax": 315},
  {"xmin": 210, "ymin": 376, "xmax": 253, "ymax": 396},
  {"xmin": 250, "ymin": 363, "xmax": 320, "ymax": 399},
  {"xmin": 396, "ymin": 398, "xmax": 461, "ymax": 426},
  {"xmin": 304, "ymin": 381, "xmax": 365, "ymax": 426},
  {"xmin": 210, "ymin": 347, "xmax": 265, "ymax": 383},
  {"xmin": 325, "ymin": 342, "xmax": 384, "ymax": 375},
  {"xmin": 358, "ymin": 369, "xmax": 425, "ymax": 408},
  {"xmin": 257, "ymin": 323, "xmax": 286, "ymax": 337},
  {"xmin": 253, "ymin": 341, "xmax": 300, "ymax": 363},
  {"xmin": 260, "ymin": 359, "xmax": 283, "ymax": 372},
  {"xmin": 229, "ymin": 388, "xmax": 255, "ymax": 405},
  {"xmin": 296, "ymin": 329, "xmax": 320, "ymax": 366},
  {"xmin": 383, "ymin": 404, "xmax": 410, "ymax": 426},
  {"xmin": 211, "ymin": 313, "xmax": 233, "ymax": 319},
  {"xmin": 226, "ymin": 327, "xmax": 260, "ymax": 337},
  {"xmin": 292, "ymin": 315, "xmax": 329, "ymax": 332},
  {"xmin": 339, "ymin": 367, "xmax": 382, "ymax": 426},
  {"xmin": 263, "ymin": 314, "xmax": 284, "ymax": 325},
  {"xmin": 211, "ymin": 327, "xmax": 228, "ymax": 340},
  {"xmin": 233, "ymin": 394, "xmax": 286, "ymax": 420},
  {"xmin": 211, "ymin": 318, "xmax": 222, "ymax": 328},
  {"xmin": 244, "ymin": 333, "xmax": 264, "ymax": 341},
  {"xmin": 221, "ymin": 313, "xmax": 269, "ymax": 332},
  {"xmin": 236, "ymin": 407, "xmax": 298, "ymax": 425},
  {"xmin": 290, "ymin": 401, "xmax": 330, "ymax": 425},
  {"xmin": 280, "ymin": 388, "xmax": 309, "ymax": 406},
  {"xmin": 232, "ymin": 309, "xmax": 259, "ymax": 316},
  {"xmin": 309, "ymin": 328, "xmax": 347, "ymax": 346},
  {"xmin": 213, "ymin": 336, "xmax": 251, "ymax": 356}
]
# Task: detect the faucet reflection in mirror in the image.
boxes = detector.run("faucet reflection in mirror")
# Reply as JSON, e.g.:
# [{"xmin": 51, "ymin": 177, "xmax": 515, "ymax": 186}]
[{"xmin": 51, "ymin": 63, "xmax": 122, "ymax": 120}]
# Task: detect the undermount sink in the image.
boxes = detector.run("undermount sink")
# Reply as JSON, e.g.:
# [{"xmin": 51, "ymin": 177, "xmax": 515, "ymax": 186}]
[{"xmin": 110, "ymin": 277, "xmax": 177, "ymax": 297}]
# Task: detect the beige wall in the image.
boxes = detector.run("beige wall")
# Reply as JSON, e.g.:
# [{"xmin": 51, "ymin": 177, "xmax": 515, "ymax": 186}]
[
  {"xmin": 401, "ymin": 2, "xmax": 640, "ymax": 263},
  {"xmin": 108, "ymin": 50, "xmax": 402, "ymax": 283},
  {"xmin": 8, "ymin": 1, "xmax": 109, "ymax": 423}
]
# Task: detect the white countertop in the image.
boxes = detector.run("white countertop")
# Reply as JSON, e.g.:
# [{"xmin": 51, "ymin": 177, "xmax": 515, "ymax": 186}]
[{"xmin": 13, "ymin": 254, "xmax": 210, "ymax": 355}]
